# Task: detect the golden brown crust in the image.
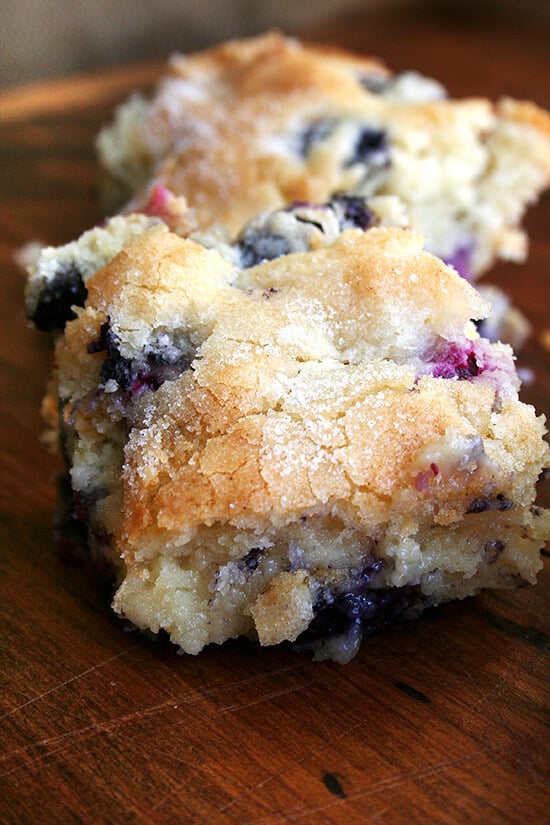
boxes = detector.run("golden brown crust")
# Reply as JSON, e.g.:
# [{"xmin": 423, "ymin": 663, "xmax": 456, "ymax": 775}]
[
  {"xmin": 97, "ymin": 32, "xmax": 550, "ymax": 279},
  {"xmin": 47, "ymin": 211, "xmax": 549, "ymax": 660}
]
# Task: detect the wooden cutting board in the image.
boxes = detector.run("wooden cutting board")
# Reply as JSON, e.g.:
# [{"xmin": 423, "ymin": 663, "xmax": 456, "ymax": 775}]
[{"xmin": 1, "ymin": 8, "xmax": 548, "ymax": 824}]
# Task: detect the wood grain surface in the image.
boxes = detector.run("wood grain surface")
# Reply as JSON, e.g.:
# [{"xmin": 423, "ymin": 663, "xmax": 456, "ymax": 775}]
[{"xmin": 1, "ymin": 7, "xmax": 549, "ymax": 824}]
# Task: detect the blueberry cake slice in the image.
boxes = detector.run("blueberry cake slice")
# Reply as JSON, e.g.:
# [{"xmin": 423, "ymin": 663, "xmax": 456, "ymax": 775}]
[
  {"xmin": 39, "ymin": 213, "xmax": 549, "ymax": 662},
  {"xmin": 97, "ymin": 32, "xmax": 550, "ymax": 282}
]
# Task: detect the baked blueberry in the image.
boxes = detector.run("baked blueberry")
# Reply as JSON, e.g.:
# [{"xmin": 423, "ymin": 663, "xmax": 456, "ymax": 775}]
[{"xmin": 31, "ymin": 263, "xmax": 87, "ymax": 331}]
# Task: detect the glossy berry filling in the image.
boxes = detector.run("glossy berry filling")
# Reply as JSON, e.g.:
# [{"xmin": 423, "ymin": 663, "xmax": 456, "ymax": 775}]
[
  {"xmin": 295, "ymin": 557, "xmax": 418, "ymax": 647},
  {"xmin": 88, "ymin": 320, "xmax": 194, "ymax": 395},
  {"xmin": 297, "ymin": 573, "xmax": 421, "ymax": 649},
  {"xmin": 421, "ymin": 339, "xmax": 489, "ymax": 380}
]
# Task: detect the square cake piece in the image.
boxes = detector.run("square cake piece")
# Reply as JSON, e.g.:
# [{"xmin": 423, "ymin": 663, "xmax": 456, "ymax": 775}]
[
  {"xmin": 97, "ymin": 32, "xmax": 550, "ymax": 282},
  {"xmin": 34, "ymin": 208, "xmax": 549, "ymax": 662}
]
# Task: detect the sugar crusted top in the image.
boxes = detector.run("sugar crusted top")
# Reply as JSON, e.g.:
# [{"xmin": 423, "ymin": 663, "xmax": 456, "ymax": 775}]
[{"xmin": 54, "ymin": 224, "xmax": 548, "ymax": 565}]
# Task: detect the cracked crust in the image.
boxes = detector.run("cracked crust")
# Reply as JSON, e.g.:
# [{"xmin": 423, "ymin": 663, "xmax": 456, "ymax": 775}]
[{"xmin": 47, "ymin": 222, "xmax": 549, "ymax": 661}]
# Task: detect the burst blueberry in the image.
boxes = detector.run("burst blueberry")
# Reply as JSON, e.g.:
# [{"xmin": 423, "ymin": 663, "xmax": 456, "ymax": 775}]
[
  {"xmin": 345, "ymin": 126, "xmax": 389, "ymax": 168},
  {"xmin": 87, "ymin": 320, "xmax": 194, "ymax": 394},
  {"xmin": 32, "ymin": 264, "xmax": 87, "ymax": 331}
]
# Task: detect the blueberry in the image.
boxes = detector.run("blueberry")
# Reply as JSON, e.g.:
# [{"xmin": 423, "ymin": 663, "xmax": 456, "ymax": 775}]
[
  {"xmin": 87, "ymin": 320, "xmax": 193, "ymax": 394},
  {"xmin": 294, "ymin": 557, "xmax": 419, "ymax": 646},
  {"xmin": 237, "ymin": 547, "xmax": 264, "ymax": 571},
  {"xmin": 456, "ymin": 352, "xmax": 481, "ymax": 380},
  {"xmin": 297, "ymin": 583, "xmax": 420, "ymax": 645},
  {"xmin": 484, "ymin": 540, "xmax": 506, "ymax": 563},
  {"xmin": 331, "ymin": 195, "xmax": 375, "ymax": 230},
  {"xmin": 237, "ymin": 231, "xmax": 291, "ymax": 268},
  {"xmin": 88, "ymin": 321, "xmax": 133, "ymax": 390},
  {"xmin": 345, "ymin": 126, "xmax": 389, "ymax": 168},
  {"xmin": 31, "ymin": 264, "xmax": 87, "ymax": 331},
  {"xmin": 232, "ymin": 195, "xmax": 376, "ymax": 270},
  {"xmin": 467, "ymin": 494, "xmax": 514, "ymax": 514},
  {"xmin": 428, "ymin": 342, "xmax": 483, "ymax": 380}
]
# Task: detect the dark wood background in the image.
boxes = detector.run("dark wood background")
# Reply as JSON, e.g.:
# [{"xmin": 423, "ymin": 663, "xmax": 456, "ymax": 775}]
[{"xmin": 1, "ymin": 7, "xmax": 549, "ymax": 824}]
